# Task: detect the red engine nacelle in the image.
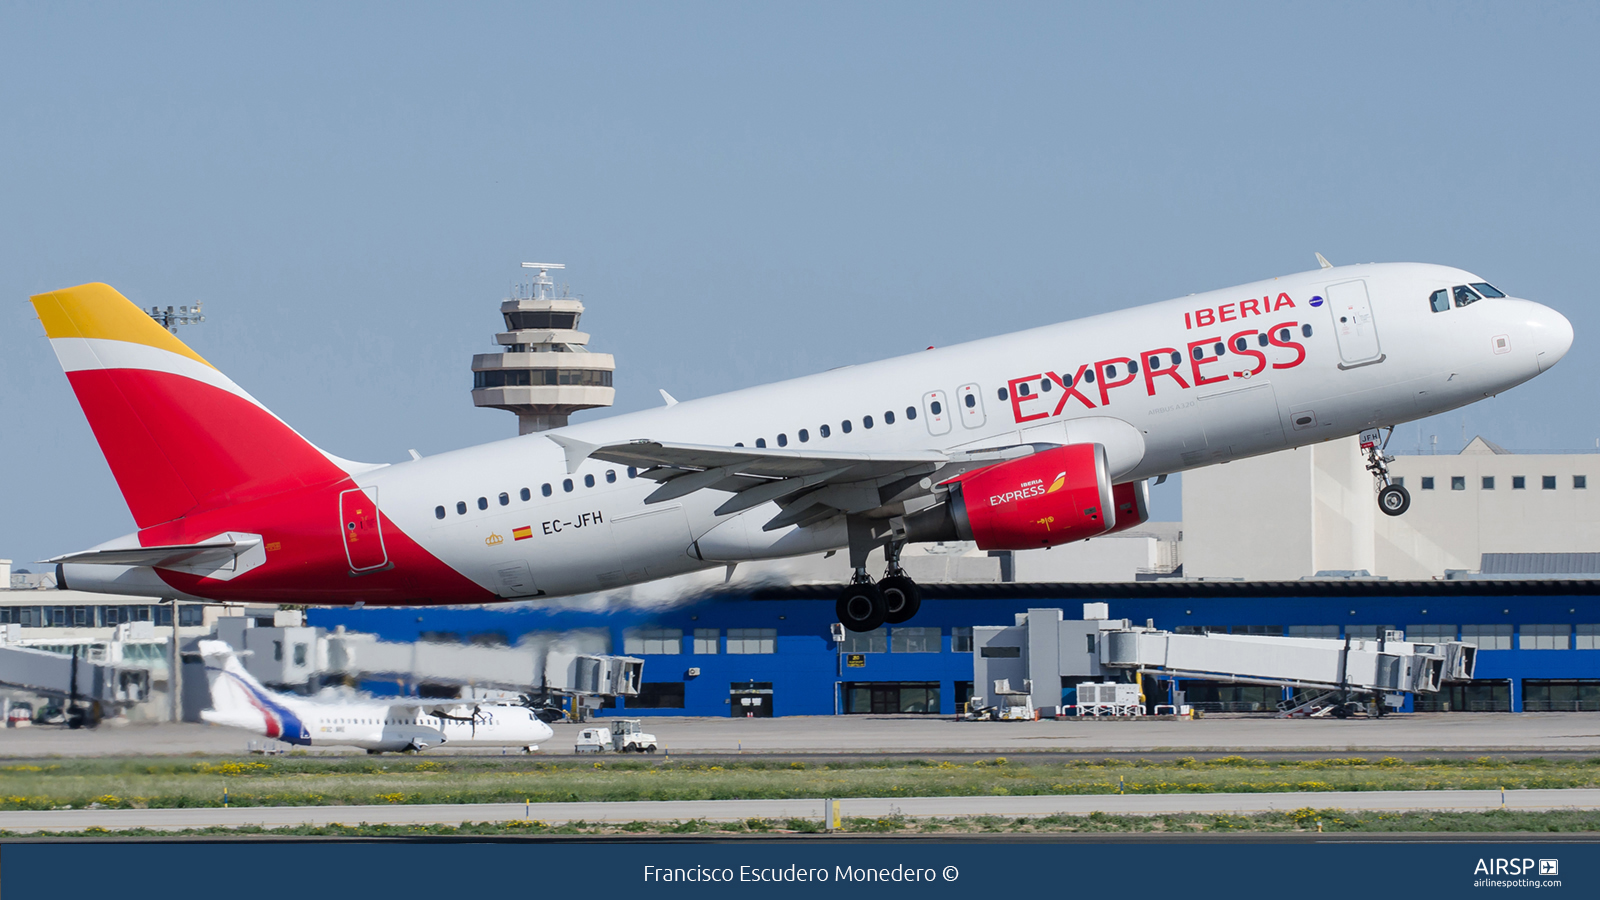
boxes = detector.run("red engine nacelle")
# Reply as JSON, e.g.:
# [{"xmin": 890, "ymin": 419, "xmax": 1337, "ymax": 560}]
[
  {"xmin": 945, "ymin": 443, "xmax": 1115, "ymax": 550},
  {"xmin": 1103, "ymin": 479, "xmax": 1150, "ymax": 535}
]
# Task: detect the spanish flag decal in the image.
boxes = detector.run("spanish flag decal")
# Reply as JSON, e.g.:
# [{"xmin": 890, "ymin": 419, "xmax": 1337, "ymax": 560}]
[
  {"xmin": 513, "ymin": 526, "xmax": 533, "ymax": 541},
  {"xmin": 1046, "ymin": 472, "xmax": 1067, "ymax": 494}
]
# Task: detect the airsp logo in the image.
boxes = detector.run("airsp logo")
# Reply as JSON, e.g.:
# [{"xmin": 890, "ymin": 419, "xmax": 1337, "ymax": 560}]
[
  {"xmin": 1540, "ymin": 859, "xmax": 1559, "ymax": 876},
  {"xmin": 1473, "ymin": 858, "xmax": 1553, "ymax": 876}
]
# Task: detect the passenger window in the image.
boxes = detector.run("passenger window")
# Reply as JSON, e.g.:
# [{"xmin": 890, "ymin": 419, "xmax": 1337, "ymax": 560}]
[
  {"xmin": 906, "ymin": 406, "xmax": 917, "ymax": 420},
  {"xmin": 606, "ymin": 470, "xmax": 616, "ymax": 483},
  {"xmin": 1127, "ymin": 360, "xmax": 1138, "ymax": 374},
  {"xmin": 928, "ymin": 402, "xmax": 940, "ymax": 416},
  {"xmin": 498, "ymin": 492, "xmax": 509, "ymax": 506},
  {"xmin": 1040, "ymin": 378, "xmax": 1052, "ymax": 392},
  {"xmin": 997, "ymin": 387, "xmax": 1008, "ymax": 400},
  {"xmin": 562, "ymin": 479, "xmax": 573, "ymax": 492},
  {"xmin": 1083, "ymin": 369, "xmax": 1095, "ymax": 383},
  {"xmin": 799, "ymin": 428, "xmax": 810, "ymax": 442},
  {"xmin": 1234, "ymin": 337, "xmax": 1247, "ymax": 352},
  {"xmin": 584, "ymin": 474, "xmax": 595, "ymax": 487},
  {"xmin": 456, "ymin": 501, "xmax": 467, "ymax": 515},
  {"xmin": 628, "ymin": 467, "xmax": 637, "ymax": 478},
  {"xmin": 964, "ymin": 394, "xmax": 976, "ymax": 408},
  {"xmin": 777, "ymin": 433, "xmax": 788, "ymax": 447},
  {"xmin": 1148, "ymin": 355, "xmax": 1161, "ymax": 369},
  {"xmin": 863, "ymin": 415, "xmax": 874, "ymax": 428},
  {"xmin": 1018, "ymin": 382, "xmax": 1030, "ymax": 396},
  {"xmin": 884, "ymin": 410, "xmax": 894, "ymax": 424},
  {"xmin": 1257, "ymin": 333, "xmax": 1268, "ymax": 347},
  {"xmin": 1170, "ymin": 351, "xmax": 1181, "ymax": 365},
  {"xmin": 820, "ymin": 424, "xmax": 831, "ymax": 438},
  {"xmin": 542, "ymin": 483, "xmax": 552, "ymax": 497},
  {"xmin": 1453, "ymin": 285, "xmax": 1481, "ymax": 307},
  {"xmin": 1429, "ymin": 289, "xmax": 1450, "ymax": 313},
  {"xmin": 755, "ymin": 438, "xmax": 766, "ymax": 448},
  {"xmin": 1471, "ymin": 282, "xmax": 1506, "ymax": 298},
  {"xmin": 1301, "ymin": 324, "xmax": 1313, "ymax": 338},
  {"xmin": 842, "ymin": 419, "xmax": 853, "ymax": 433},
  {"xmin": 477, "ymin": 497, "xmax": 488, "ymax": 510},
  {"xmin": 520, "ymin": 488, "xmax": 531, "ymax": 501},
  {"xmin": 1193, "ymin": 346, "xmax": 1204, "ymax": 360},
  {"xmin": 1278, "ymin": 328, "xmax": 1290, "ymax": 341},
  {"xmin": 1105, "ymin": 364, "xmax": 1118, "ymax": 378},
  {"xmin": 1213, "ymin": 343, "xmax": 1225, "ymax": 356},
  {"xmin": 434, "ymin": 505, "xmax": 445, "ymax": 519}
]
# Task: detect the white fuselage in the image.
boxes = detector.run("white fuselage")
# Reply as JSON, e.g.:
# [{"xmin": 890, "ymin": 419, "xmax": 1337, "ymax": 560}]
[{"xmin": 360, "ymin": 263, "xmax": 1570, "ymax": 598}]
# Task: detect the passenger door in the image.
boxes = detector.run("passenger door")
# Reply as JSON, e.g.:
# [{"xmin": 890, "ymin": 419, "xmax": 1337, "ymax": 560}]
[
  {"xmin": 1326, "ymin": 279, "xmax": 1383, "ymax": 367},
  {"xmin": 956, "ymin": 383, "xmax": 985, "ymax": 429},
  {"xmin": 922, "ymin": 390, "xmax": 952, "ymax": 436},
  {"xmin": 339, "ymin": 487, "xmax": 388, "ymax": 572}
]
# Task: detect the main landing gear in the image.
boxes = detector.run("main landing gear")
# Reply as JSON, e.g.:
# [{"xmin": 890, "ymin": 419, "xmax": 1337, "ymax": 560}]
[
  {"xmin": 836, "ymin": 540, "xmax": 924, "ymax": 633},
  {"xmin": 1362, "ymin": 427, "xmax": 1410, "ymax": 517}
]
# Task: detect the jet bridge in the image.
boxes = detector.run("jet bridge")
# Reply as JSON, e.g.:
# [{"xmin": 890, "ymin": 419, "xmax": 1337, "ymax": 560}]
[
  {"xmin": 0, "ymin": 638, "xmax": 151, "ymax": 719},
  {"xmin": 971, "ymin": 606, "xmax": 1474, "ymax": 716}
]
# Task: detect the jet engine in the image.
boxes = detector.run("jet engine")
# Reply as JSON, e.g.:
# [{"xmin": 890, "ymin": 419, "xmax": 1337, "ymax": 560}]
[
  {"xmin": 924, "ymin": 443, "xmax": 1116, "ymax": 550},
  {"xmin": 1102, "ymin": 479, "xmax": 1150, "ymax": 535}
]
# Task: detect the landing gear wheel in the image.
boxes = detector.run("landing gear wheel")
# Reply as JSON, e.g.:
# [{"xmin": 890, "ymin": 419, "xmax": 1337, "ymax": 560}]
[
  {"xmin": 836, "ymin": 582, "xmax": 887, "ymax": 632},
  {"xmin": 879, "ymin": 574, "xmax": 922, "ymax": 624},
  {"xmin": 1378, "ymin": 484, "xmax": 1410, "ymax": 517}
]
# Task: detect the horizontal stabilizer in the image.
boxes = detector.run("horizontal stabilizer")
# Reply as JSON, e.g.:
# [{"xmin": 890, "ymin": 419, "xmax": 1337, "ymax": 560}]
[{"xmin": 46, "ymin": 536, "xmax": 260, "ymax": 569}]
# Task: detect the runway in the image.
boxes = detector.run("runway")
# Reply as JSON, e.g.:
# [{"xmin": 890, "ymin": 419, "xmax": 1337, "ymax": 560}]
[
  {"xmin": 6, "ymin": 713, "xmax": 1600, "ymax": 757},
  {"xmin": 2, "ymin": 788, "xmax": 1597, "ymax": 833}
]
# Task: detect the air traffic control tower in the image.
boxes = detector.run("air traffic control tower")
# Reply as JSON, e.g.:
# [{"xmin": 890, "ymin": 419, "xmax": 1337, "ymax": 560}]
[{"xmin": 470, "ymin": 263, "xmax": 616, "ymax": 434}]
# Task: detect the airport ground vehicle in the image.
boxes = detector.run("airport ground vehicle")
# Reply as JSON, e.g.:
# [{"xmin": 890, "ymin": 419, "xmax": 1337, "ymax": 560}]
[
  {"xmin": 7, "ymin": 701, "xmax": 32, "ymax": 727},
  {"xmin": 609, "ymin": 719, "xmax": 658, "ymax": 753}
]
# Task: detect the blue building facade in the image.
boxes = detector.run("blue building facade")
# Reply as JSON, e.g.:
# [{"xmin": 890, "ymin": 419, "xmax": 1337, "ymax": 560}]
[{"xmin": 308, "ymin": 582, "xmax": 1600, "ymax": 716}]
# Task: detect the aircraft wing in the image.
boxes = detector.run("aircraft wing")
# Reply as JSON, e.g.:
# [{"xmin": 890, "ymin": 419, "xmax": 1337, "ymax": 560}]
[
  {"xmin": 554, "ymin": 435, "xmax": 1037, "ymax": 531},
  {"xmin": 45, "ymin": 536, "xmax": 260, "ymax": 570}
]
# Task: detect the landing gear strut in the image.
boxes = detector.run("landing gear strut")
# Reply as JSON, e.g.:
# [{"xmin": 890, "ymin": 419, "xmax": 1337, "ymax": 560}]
[
  {"xmin": 835, "ymin": 519, "xmax": 925, "ymax": 632},
  {"xmin": 1362, "ymin": 427, "xmax": 1410, "ymax": 517}
]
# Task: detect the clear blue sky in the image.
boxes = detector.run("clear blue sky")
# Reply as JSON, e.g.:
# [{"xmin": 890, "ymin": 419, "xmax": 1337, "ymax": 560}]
[{"xmin": 3, "ymin": 3, "xmax": 1598, "ymax": 567}]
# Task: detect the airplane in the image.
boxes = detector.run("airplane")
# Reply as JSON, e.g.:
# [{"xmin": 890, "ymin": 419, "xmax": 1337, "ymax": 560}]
[
  {"xmin": 197, "ymin": 639, "xmax": 555, "ymax": 753},
  {"xmin": 32, "ymin": 260, "xmax": 1572, "ymax": 632}
]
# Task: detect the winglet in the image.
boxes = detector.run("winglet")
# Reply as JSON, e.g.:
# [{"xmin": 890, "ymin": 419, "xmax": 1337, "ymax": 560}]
[
  {"xmin": 659, "ymin": 389, "xmax": 678, "ymax": 407},
  {"xmin": 1315, "ymin": 252, "xmax": 1333, "ymax": 269},
  {"xmin": 545, "ymin": 433, "xmax": 600, "ymax": 474}
]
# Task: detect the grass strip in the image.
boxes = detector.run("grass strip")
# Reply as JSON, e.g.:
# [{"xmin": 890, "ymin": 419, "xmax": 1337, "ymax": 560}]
[
  {"xmin": 3, "ymin": 755, "xmax": 1599, "ymax": 811},
  {"xmin": 6, "ymin": 807, "xmax": 1600, "ymax": 837}
]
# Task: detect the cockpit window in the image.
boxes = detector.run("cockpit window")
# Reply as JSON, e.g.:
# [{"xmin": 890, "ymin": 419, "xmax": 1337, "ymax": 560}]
[
  {"xmin": 1471, "ymin": 282, "xmax": 1506, "ymax": 298},
  {"xmin": 1429, "ymin": 289, "xmax": 1450, "ymax": 313},
  {"xmin": 1452, "ymin": 284, "xmax": 1481, "ymax": 308}
]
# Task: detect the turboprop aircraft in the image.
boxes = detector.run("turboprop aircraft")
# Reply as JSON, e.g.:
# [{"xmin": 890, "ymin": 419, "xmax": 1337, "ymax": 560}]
[
  {"xmin": 33, "ymin": 259, "xmax": 1572, "ymax": 631},
  {"xmin": 198, "ymin": 640, "xmax": 554, "ymax": 753}
]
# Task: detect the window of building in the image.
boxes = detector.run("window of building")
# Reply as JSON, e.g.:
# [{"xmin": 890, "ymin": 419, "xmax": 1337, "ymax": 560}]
[
  {"xmin": 1407, "ymin": 624, "xmax": 1458, "ymax": 642},
  {"xmin": 844, "ymin": 682, "xmax": 940, "ymax": 714},
  {"xmin": 273, "ymin": 641, "xmax": 283, "ymax": 662},
  {"xmin": 434, "ymin": 506, "xmax": 445, "ymax": 519},
  {"xmin": 1450, "ymin": 476, "xmax": 1465, "ymax": 491},
  {"xmin": 623, "ymin": 627, "xmax": 683, "ymax": 655},
  {"xmin": 1520, "ymin": 623, "xmax": 1570, "ymax": 650},
  {"xmin": 1513, "ymin": 476, "xmax": 1526, "ymax": 490},
  {"xmin": 1420, "ymin": 477, "xmax": 1435, "ymax": 490},
  {"xmin": 1577, "ymin": 475, "xmax": 1588, "ymax": 489},
  {"xmin": 1462, "ymin": 623, "xmax": 1513, "ymax": 650},
  {"xmin": 1346, "ymin": 625, "xmax": 1400, "ymax": 640},
  {"xmin": 891, "ymin": 626, "xmax": 940, "ymax": 653},
  {"xmin": 841, "ymin": 628, "xmax": 885, "ymax": 654},
  {"xmin": 1576, "ymin": 624, "xmax": 1600, "ymax": 650},
  {"xmin": 727, "ymin": 628, "xmax": 776, "ymax": 654},
  {"xmin": 628, "ymin": 682, "xmax": 686, "ymax": 709},
  {"xmin": 1482, "ymin": 476, "xmax": 1495, "ymax": 490},
  {"xmin": 951, "ymin": 626, "xmax": 973, "ymax": 653},
  {"xmin": 693, "ymin": 628, "xmax": 719, "ymax": 654},
  {"xmin": 1523, "ymin": 679, "xmax": 1600, "ymax": 712},
  {"xmin": 979, "ymin": 645, "xmax": 1021, "ymax": 658},
  {"xmin": 1287, "ymin": 625, "xmax": 1341, "ymax": 639},
  {"xmin": 1543, "ymin": 475, "xmax": 1557, "ymax": 490},
  {"xmin": 293, "ymin": 643, "xmax": 308, "ymax": 666},
  {"xmin": 1392, "ymin": 477, "xmax": 1404, "ymax": 488}
]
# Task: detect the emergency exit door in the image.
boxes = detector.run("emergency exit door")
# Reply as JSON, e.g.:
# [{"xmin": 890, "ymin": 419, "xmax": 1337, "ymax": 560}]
[
  {"xmin": 339, "ymin": 487, "xmax": 388, "ymax": 572},
  {"xmin": 1326, "ymin": 279, "xmax": 1383, "ymax": 367}
]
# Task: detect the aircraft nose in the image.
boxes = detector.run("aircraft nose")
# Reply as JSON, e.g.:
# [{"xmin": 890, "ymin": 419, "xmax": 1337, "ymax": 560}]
[{"xmin": 1530, "ymin": 303, "xmax": 1574, "ymax": 372}]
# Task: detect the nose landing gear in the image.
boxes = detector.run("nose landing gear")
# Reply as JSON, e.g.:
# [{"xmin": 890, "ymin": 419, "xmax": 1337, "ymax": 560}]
[{"xmin": 1362, "ymin": 427, "xmax": 1410, "ymax": 517}]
